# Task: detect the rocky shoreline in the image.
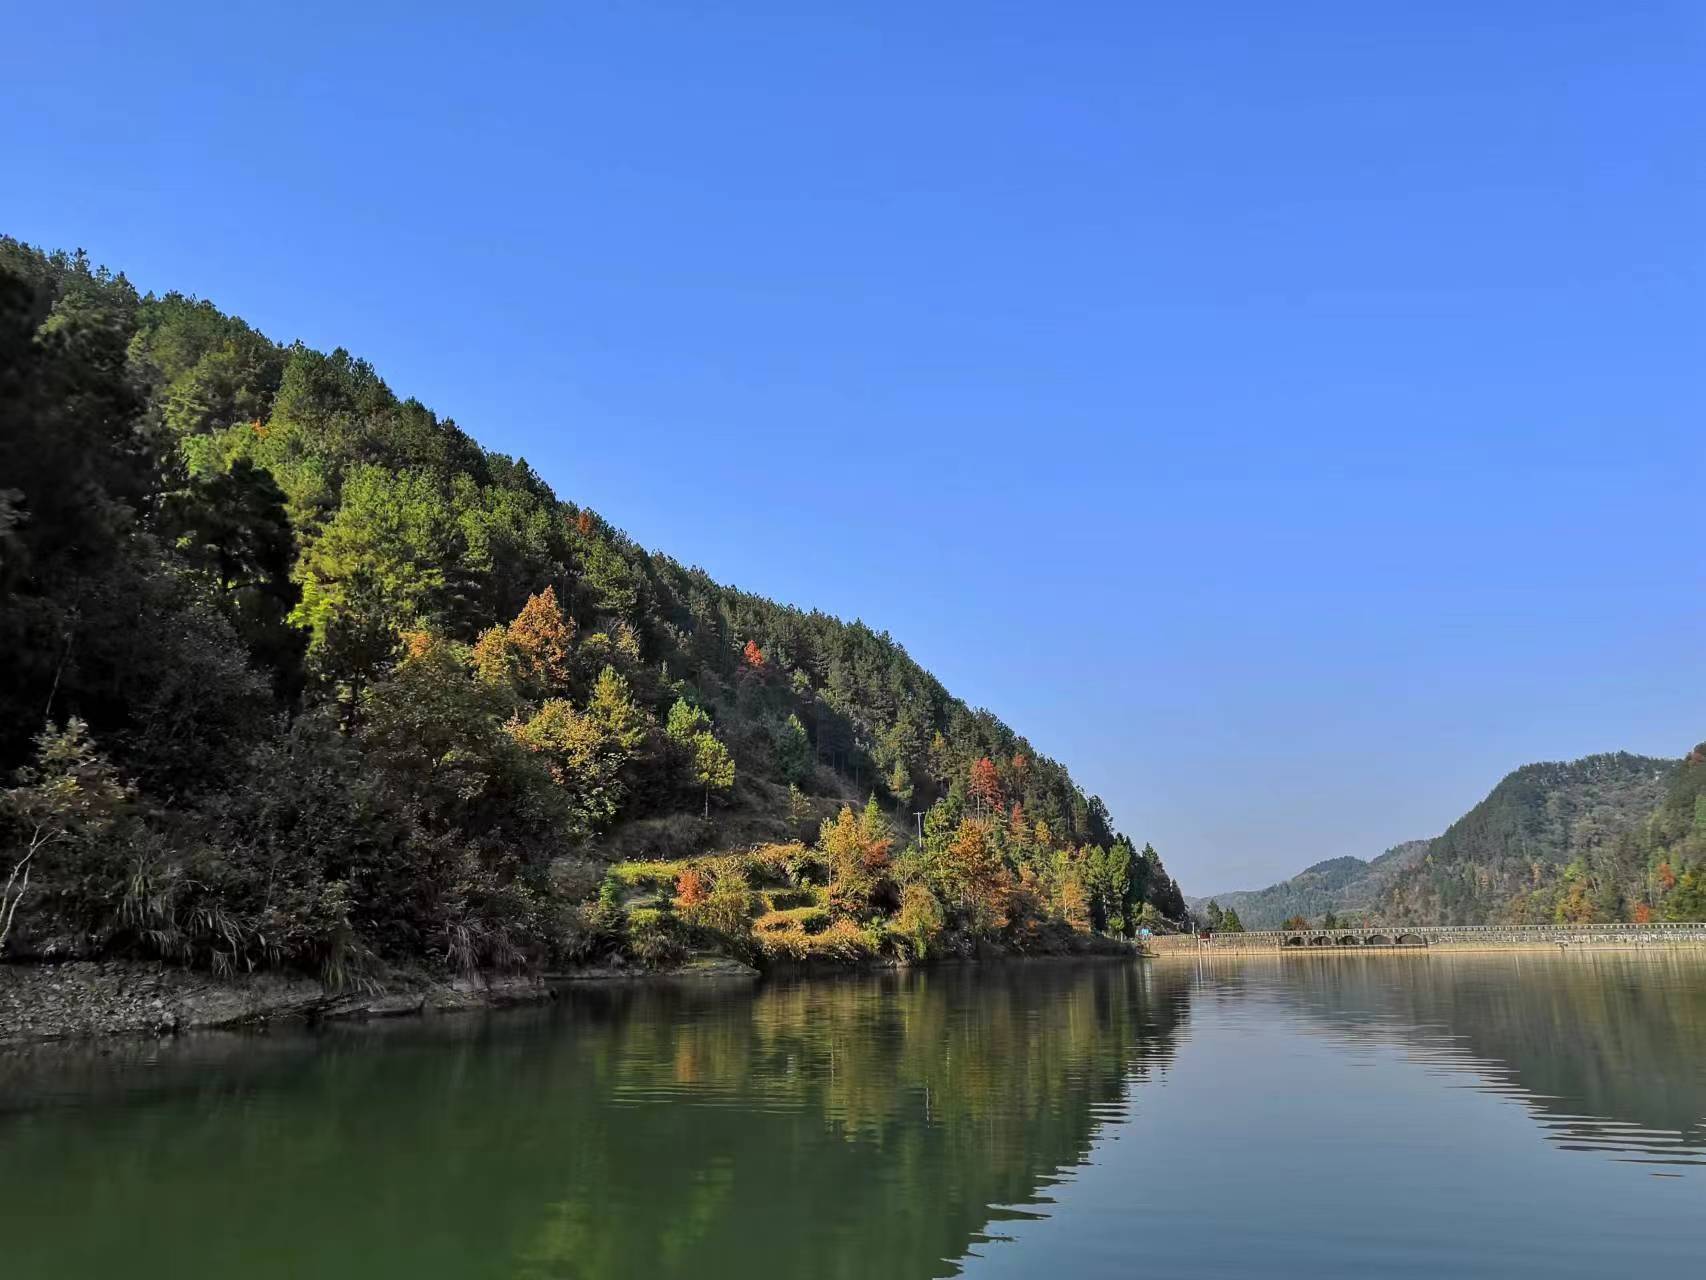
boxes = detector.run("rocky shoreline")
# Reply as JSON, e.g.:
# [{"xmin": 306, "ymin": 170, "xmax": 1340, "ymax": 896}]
[
  {"xmin": 0, "ymin": 955, "xmax": 762, "ymax": 1045},
  {"xmin": 0, "ymin": 945, "xmax": 1146, "ymax": 1046}
]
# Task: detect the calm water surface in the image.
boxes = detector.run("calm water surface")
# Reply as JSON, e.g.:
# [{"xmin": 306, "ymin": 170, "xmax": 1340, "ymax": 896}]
[{"xmin": 4, "ymin": 953, "xmax": 1705, "ymax": 1278}]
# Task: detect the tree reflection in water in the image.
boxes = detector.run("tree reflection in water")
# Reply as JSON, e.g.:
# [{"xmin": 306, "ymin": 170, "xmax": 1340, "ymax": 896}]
[
  {"xmin": 0, "ymin": 961, "xmax": 1189, "ymax": 1280},
  {"xmin": 10, "ymin": 952, "xmax": 1693, "ymax": 1280},
  {"xmin": 1186, "ymin": 951, "xmax": 1706, "ymax": 1167}
]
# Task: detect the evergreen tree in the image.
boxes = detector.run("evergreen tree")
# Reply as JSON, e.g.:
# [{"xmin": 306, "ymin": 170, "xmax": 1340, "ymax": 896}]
[{"xmin": 775, "ymin": 713, "xmax": 813, "ymax": 785}]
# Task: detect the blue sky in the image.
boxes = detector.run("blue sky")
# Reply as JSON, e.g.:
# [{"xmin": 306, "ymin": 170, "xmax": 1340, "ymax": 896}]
[{"xmin": 5, "ymin": 2, "xmax": 1701, "ymax": 891}]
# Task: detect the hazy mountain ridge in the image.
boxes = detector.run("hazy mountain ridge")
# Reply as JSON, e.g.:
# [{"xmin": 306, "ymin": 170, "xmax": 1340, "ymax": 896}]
[{"xmin": 1189, "ymin": 840, "xmax": 1431, "ymax": 930}]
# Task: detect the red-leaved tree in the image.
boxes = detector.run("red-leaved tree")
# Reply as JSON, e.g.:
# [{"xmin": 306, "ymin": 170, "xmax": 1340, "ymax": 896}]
[{"xmin": 968, "ymin": 756, "xmax": 1003, "ymax": 812}]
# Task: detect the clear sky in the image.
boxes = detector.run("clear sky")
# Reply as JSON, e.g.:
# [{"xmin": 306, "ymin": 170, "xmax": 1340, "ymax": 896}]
[{"xmin": 5, "ymin": 2, "xmax": 1701, "ymax": 893}]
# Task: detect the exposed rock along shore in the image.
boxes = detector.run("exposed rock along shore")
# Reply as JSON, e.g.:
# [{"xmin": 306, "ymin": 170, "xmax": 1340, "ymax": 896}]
[
  {"xmin": 0, "ymin": 955, "xmax": 762, "ymax": 1045},
  {"xmin": 0, "ymin": 947, "xmax": 1157, "ymax": 1045}
]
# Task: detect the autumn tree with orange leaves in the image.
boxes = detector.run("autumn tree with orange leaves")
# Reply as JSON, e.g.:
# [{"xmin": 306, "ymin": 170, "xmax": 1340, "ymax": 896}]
[
  {"xmin": 474, "ymin": 586, "xmax": 575, "ymax": 699},
  {"xmin": 938, "ymin": 817, "xmax": 1014, "ymax": 934},
  {"xmin": 510, "ymin": 587, "xmax": 575, "ymax": 685},
  {"xmin": 820, "ymin": 797, "xmax": 894, "ymax": 918},
  {"xmin": 968, "ymin": 756, "xmax": 1003, "ymax": 813},
  {"xmin": 1059, "ymin": 868, "xmax": 1093, "ymax": 933},
  {"xmin": 675, "ymin": 866, "xmax": 711, "ymax": 908}
]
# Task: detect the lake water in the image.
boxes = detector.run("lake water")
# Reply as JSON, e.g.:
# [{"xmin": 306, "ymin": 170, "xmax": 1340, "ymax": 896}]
[{"xmin": 4, "ymin": 952, "xmax": 1705, "ymax": 1278}]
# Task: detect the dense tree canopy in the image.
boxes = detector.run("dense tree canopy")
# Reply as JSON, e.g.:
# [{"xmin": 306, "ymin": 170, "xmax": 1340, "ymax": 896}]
[
  {"xmin": 1204, "ymin": 752, "xmax": 1703, "ymax": 930},
  {"xmin": 1381, "ymin": 752, "xmax": 1691, "ymax": 926},
  {"xmin": 0, "ymin": 238, "xmax": 1186, "ymax": 980}
]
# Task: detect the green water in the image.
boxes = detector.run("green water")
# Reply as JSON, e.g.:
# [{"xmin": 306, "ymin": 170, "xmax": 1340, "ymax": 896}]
[{"xmin": 4, "ymin": 953, "xmax": 1705, "ymax": 1277}]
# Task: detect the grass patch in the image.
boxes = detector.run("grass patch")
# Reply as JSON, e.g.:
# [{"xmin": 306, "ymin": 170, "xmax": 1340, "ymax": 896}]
[
  {"xmin": 760, "ymin": 886, "xmax": 821, "ymax": 912},
  {"xmin": 753, "ymin": 906, "xmax": 831, "ymax": 935},
  {"xmin": 608, "ymin": 860, "xmax": 692, "ymax": 891},
  {"xmin": 755, "ymin": 916, "xmax": 883, "ymax": 963}
]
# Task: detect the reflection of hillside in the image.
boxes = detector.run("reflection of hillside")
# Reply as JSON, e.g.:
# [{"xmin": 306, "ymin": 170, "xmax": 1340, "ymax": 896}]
[
  {"xmin": 514, "ymin": 963, "xmax": 1191, "ymax": 1278},
  {"xmin": 0, "ymin": 961, "xmax": 1186, "ymax": 1280},
  {"xmin": 1258, "ymin": 953, "xmax": 1706, "ymax": 1166}
]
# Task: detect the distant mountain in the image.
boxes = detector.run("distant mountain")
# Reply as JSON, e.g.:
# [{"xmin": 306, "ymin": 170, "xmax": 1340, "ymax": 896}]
[
  {"xmin": 1197, "ymin": 750, "xmax": 1687, "ymax": 929},
  {"xmin": 1188, "ymin": 840, "xmax": 1430, "ymax": 930}
]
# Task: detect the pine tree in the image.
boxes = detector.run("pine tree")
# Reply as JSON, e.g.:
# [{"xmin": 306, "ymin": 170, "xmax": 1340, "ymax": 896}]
[
  {"xmin": 775, "ymin": 713, "xmax": 813, "ymax": 785},
  {"xmin": 691, "ymin": 734, "xmax": 735, "ymax": 818},
  {"xmin": 888, "ymin": 758, "xmax": 914, "ymax": 815}
]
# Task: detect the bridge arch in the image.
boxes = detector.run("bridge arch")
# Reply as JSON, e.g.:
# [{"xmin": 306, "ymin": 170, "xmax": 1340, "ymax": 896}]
[
  {"xmin": 1283, "ymin": 934, "xmax": 1305, "ymax": 946},
  {"xmin": 1336, "ymin": 935, "xmax": 1360, "ymax": 947},
  {"xmin": 1308, "ymin": 934, "xmax": 1332, "ymax": 946},
  {"xmin": 1364, "ymin": 934, "xmax": 1392, "ymax": 946},
  {"xmin": 1396, "ymin": 933, "xmax": 1426, "ymax": 946}
]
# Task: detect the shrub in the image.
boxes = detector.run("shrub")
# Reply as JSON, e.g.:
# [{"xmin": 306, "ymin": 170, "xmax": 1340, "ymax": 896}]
[
  {"xmin": 755, "ymin": 915, "xmax": 880, "ymax": 963},
  {"xmin": 739, "ymin": 843, "xmax": 805, "ymax": 888},
  {"xmin": 626, "ymin": 906, "xmax": 686, "ymax": 968},
  {"xmin": 896, "ymin": 883, "xmax": 946, "ymax": 959},
  {"xmin": 753, "ymin": 842, "xmax": 829, "ymax": 887},
  {"xmin": 753, "ymin": 906, "xmax": 830, "ymax": 935},
  {"xmin": 675, "ymin": 866, "xmax": 710, "ymax": 907},
  {"xmin": 608, "ymin": 859, "xmax": 691, "ymax": 891},
  {"xmin": 679, "ymin": 866, "xmax": 754, "ymax": 940}
]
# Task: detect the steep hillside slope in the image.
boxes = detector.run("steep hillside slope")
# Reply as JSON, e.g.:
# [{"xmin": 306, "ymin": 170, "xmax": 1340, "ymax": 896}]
[
  {"xmin": 1202, "ymin": 748, "xmax": 1703, "ymax": 928},
  {"xmin": 0, "ymin": 239, "xmax": 1184, "ymax": 981},
  {"xmin": 1382, "ymin": 752, "xmax": 1682, "ymax": 924}
]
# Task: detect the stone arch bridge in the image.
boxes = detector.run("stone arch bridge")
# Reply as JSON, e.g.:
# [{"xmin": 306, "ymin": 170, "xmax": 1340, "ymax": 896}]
[{"xmin": 1146, "ymin": 922, "xmax": 1706, "ymax": 955}]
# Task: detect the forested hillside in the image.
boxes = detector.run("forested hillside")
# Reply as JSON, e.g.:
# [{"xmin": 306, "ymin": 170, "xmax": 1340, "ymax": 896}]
[
  {"xmin": 1382, "ymin": 751, "xmax": 1693, "ymax": 925},
  {"xmin": 0, "ymin": 240, "xmax": 1184, "ymax": 982},
  {"xmin": 1207, "ymin": 750, "xmax": 1706, "ymax": 929}
]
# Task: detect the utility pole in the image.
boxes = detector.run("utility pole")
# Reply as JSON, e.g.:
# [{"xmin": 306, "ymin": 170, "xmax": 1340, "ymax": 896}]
[{"xmin": 914, "ymin": 810, "xmax": 926, "ymax": 845}]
